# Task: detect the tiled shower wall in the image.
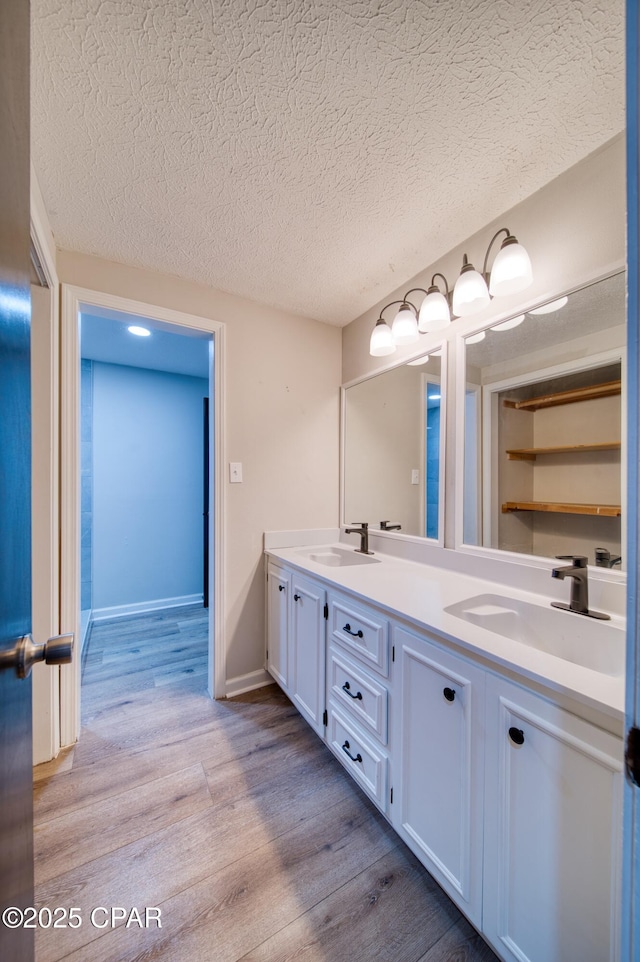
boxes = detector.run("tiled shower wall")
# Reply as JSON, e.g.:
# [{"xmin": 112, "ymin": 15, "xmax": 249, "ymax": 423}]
[{"xmin": 81, "ymin": 359, "xmax": 93, "ymax": 611}]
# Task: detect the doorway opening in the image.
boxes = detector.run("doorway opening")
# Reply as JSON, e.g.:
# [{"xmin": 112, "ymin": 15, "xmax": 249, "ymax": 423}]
[
  {"xmin": 59, "ymin": 287, "xmax": 225, "ymax": 748},
  {"xmin": 78, "ymin": 308, "xmax": 213, "ymax": 699}
]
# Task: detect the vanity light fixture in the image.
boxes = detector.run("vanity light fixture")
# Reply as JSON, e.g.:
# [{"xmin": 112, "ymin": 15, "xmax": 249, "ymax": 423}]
[
  {"xmin": 128, "ymin": 325, "xmax": 151, "ymax": 337},
  {"xmin": 466, "ymin": 330, "xmax": 486, "ymax": 344},
  {"xmin": 528, "ymin": 296, "xmax": 568, "ymax": 315},
  {"xmin": 406, "ymin": 355, "xmax": 431, "ymax": 366},
  {"xmin": 368, "ymin": 227, "xmax": 532, "ymax": 356}
]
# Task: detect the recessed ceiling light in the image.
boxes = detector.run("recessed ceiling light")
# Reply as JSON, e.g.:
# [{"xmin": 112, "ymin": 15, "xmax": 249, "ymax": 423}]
[
  {"xmin": 128, "ymin": 325, "xmax": 151, "ymax": 337},
  {"xmin": 491, "ymin": 314, "xmax": 525, "ymax": 332},
  {"xmin": 528, "ymin": 296, "xmax": 569, "ymax": 315},
  {"xmin": 466, "ymin": 330, "xmax": 486, "ymax": 344},
  {"xmin": 407, "ymin": 355, "xmax": 430, "ymax": 366}
]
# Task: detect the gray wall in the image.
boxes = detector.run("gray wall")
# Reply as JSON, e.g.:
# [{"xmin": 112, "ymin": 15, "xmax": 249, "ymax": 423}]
[{"xmin": 92, "ymin": 361, "xmax": 208, "ymax": 612}]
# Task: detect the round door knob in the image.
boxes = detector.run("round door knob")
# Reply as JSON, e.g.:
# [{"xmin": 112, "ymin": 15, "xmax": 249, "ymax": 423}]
[
  {"xmin": 443, "ymin": 687, "xmax": 455, "ymax": 702},
  {"xmin": 278, "ymin": 584, "xmax": 285, "ymax": 592},
  {"xmin": 0, "ymin": 633, "xmax": 74, "ymax": 680},
  {"xmin": 294, "ymin": 593, "xmax": 301, "ymax": 601},
  {"xmin": 509, "ymin": 727, "xmax": 525, "ymax": 746}
]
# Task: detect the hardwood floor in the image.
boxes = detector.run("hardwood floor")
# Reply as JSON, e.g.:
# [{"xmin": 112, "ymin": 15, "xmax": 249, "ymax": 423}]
[{"xmin": 33, "ymin": 605, "xmax": 498, "ymax": 962}]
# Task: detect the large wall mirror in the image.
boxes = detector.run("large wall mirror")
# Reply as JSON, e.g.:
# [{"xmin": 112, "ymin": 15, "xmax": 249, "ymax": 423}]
[
  {"xmin": 343, "ymin": 346, "xmax": 446, "ymax": 541},
  {"xmin": 460, "ymin": 271, "xmax": 625, "ymax": 570}
]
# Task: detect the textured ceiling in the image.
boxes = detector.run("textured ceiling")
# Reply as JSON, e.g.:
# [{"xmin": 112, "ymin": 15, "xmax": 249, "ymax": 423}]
[{"xmin": 31, "ymin": 0, "xmax": 625, "ymax": 326}]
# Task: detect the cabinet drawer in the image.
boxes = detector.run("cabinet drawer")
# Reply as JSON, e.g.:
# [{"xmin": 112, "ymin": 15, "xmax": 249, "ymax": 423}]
[
  {"xmin": 329, "ymin": 596, "xmax": 389, "ymax": 676},
  {"xmin": 328, "ymin": 705, "xmax": 388, "ymax": 809},
  {"xmin": 329, "ymin": 647, "xmax": 388, "ymax": 744}
]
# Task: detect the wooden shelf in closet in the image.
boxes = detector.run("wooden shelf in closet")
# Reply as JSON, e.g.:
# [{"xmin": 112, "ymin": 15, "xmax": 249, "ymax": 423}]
[
  {"xmin": 503, "ymin": 379, "xmax": 621, "ymax": 412},
  {"xmin": 501, "ymin": 501, "xmax": 621, "ymax": 517},
  {"xmin": 505, "ymin": 442, "xmax": 621, "ymax": 461}
]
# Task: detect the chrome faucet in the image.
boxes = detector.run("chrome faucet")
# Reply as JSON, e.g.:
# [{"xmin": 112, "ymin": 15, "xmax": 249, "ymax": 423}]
[
  {"xmin": 551, "ymin": 555, "xmax": 610, "ymax": 620},
  {"xmin": 345, "ymin": 522, "xmax": 373, "ymax": 555}
]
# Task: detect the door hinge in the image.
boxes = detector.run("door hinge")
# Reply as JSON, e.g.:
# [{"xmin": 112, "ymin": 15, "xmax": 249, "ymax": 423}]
[
  {"xmin": 324, "ymin": 603, "xmax": 328, "ymax": 620},
  {"xmin": 392, "ymin": 645, "xmax": 395, "ymax": 662},
  {"xmin": 323, "ymin": 709, "xmax": 328, "ymax": 726},
  {"xmin": 625, "ymin": 726, "xmax": 640, "ymax": 787},
  {"xmin": 266, "ymin": 648, "xmax": 268, "ymax": 659},
  {"xmin": 390, "ymin": 786, "xmax": 393, "ymax": 804}
]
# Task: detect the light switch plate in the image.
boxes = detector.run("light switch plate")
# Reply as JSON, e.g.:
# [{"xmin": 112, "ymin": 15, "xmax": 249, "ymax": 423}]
[
  {"xmin": 411, "ymin": 469, "xmax": 419, "ymax": 485},
  {"xmin": 230, "ymin": 462, "xmax": 243, "ymax": 483}
]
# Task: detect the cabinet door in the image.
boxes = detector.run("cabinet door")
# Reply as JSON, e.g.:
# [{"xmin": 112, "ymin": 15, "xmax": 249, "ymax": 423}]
[
  {"xmin": 290, "ymin": 573, "xmax": 326, "ymax": 736},
  {"xmin": 483, "ymin": 674, "xmax": 623, "ymax": 962},
  {"xmin": 266, "ymin": 563, "xmax": 290, "ymax": 692},
  {"xmin": 396, "ymin": 626, "xmax": 485, "ymax": 926}
]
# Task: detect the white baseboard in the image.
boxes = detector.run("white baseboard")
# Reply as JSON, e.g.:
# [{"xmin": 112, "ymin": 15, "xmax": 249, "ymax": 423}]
[
  {"xmin": 80, "ymin": 609, "xmax": 92, "ymax": 655},
  {"xmin": 225, "ymin": 668, "xmax": 274, "ymax": 698},
  {"xmin": 91, "ymin": 593, "xmax": 204, "ymax": 622}
]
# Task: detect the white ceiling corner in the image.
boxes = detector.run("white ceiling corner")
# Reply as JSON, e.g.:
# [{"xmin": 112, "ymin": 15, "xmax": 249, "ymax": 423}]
[{"xmin": 31, "ymin": 0, "xmax": 625, "ymax": 327}]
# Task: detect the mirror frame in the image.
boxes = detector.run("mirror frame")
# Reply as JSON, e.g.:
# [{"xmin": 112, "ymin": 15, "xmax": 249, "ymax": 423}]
[
  {"xmin": 340, "ymin": 340, "xmax": 448, "ymax": 547},
  {"xmin": 453, "ymin": 269, "xmax": 627, "ymax": 579}
]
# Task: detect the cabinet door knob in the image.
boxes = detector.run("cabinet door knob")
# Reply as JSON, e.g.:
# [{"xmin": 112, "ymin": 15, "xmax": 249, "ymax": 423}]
[
  {"xmin": 343, "ymin": 623, "xmax": 364, "ymax": 638},
  {"xmin": 509, "ymin": 727, "xmax": 525, "ymax": 746},
  {"xmin": 342, "ymin": 681, "xmax": 363, "ymax": 701},
  {"xmin": 278, "ymin": 585, "xmax": 285, "ymax": 592},
  {"xmin": 342, "ymin": 740, "xmax": 363, "ymax": 763},
  {"xmin": 443, "ymin": 687, "xmax": 455, "ymax": 702},
  {"xmin": 294, "ymin": 593, "xmax": 301, "ymax": 601}
]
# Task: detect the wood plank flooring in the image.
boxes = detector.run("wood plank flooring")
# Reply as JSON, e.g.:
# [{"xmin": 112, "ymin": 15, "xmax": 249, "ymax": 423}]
[{"xmin": 33, "ymin": 605, "xmax": 498, "ymax": 962}]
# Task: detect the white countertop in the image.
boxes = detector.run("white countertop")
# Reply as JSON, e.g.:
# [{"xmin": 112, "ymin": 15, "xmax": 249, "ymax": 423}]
[{"xmin": 266, "ymin": 542, "xmax": 626, "ymax": 727}]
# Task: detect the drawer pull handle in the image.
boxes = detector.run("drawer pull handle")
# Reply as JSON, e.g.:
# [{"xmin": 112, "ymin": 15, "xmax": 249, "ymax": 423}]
[
  {"xmin": 343, "ymin": 623, "xmax": 364, "ymax": 638},
  {"xmin": 294, "ymin": 593, "xmax": 301, "ymax": 601},
  {"xmin": 278, "ymin": 585, "xmax": 285, "ymax": 592},
  {"xmin": 342, "ymin": 740, "xmax": 363, "ymax": 763},
  {"xmin": 443, "ymin": 687, "xmax": 455, "ymax": 702},
  {"xmin": 509, "ymin": 727, "xmax": 525, "ymax": 746},
  {"xmin": 342, "ymin": 681, "xmax": 363, "ymax": 701}
]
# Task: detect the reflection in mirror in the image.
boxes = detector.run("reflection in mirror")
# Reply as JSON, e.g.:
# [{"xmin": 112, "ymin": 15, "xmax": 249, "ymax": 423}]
[
  {"xmin": 344, "ymin": 349, "xmax": 444, "ymax": 539},
  {"xmin": 462, "ymin": 272, "xmax": 624, "ymax": 569}
]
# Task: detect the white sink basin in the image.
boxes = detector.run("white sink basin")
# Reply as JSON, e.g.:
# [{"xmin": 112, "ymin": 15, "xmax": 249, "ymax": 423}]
[
  {"xmin": 297, "ymin": 546, "xmax": 381, "ymax": 567},
  {"xmin": 444, "ymin": 593, "xmax": 624, "ymax": 676}
]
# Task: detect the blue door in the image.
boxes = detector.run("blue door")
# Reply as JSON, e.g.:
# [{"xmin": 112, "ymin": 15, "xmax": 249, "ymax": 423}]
[{"xmin": 0, "ymin": 1, "xmax": 34, "ymax": 960}]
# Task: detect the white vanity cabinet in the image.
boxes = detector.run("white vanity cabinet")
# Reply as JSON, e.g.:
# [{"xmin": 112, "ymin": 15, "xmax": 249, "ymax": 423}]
[
  {"xmin": 326, "ymin": 592, "xmax": 392, "ymax": 813},
  {"xmin": 266, "ymin": 561, "xmax": 290, "ymax": 692},
  {"xmin": 266, "ymin": 562, "xmax": 326, "ymax": 735},
  {"xmin": 265, "ymin": 551, "xmax": 623, "ymax": 962},
  {"xmin": 289, "ymin": 571, "xmax": 327, "ymax": 736},
  {"xmin": 394, "ymin": 625, "xmax": 486, "ymax": 928},
  {"xmin": 482, "ymin": 673, "xmax": 623, "ymax": 962}
]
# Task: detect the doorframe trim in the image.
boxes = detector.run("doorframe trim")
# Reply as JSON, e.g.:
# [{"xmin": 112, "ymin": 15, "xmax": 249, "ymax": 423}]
[
  {"xmin": 30, "ymin": 168, "xmax": 62, "ymax": 762},
  {"xmin": 59, "ymin": 285, "xmax": 226, "ymax": 745}
]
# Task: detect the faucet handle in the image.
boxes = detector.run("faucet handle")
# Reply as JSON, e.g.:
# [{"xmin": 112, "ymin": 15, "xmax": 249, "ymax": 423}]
[
  {"xmin": 349, "ymin": 522, "xmax": 368, "ymax": 529},
  {"xmin": 555, "ymin": 555, "xmax": 588, "ymax": 568}
]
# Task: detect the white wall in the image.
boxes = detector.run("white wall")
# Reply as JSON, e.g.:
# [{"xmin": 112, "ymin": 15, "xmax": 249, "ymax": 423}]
[
  {"xmin": 91, "ymin": 362, "xmax": 208, "ymax": 613},
  {"xmin": 57, "ymin": 250, "xmax": 342, "ymax": 687}
]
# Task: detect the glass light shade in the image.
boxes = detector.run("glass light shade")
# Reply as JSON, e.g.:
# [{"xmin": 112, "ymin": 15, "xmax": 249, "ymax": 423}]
[
  {"xmin": 465, "ymin": 330, "xmax": 486, "ymax": 345},
  {"xmin": 528, "ymin": 296, "xmax": 568, "ymax": 315},
  {"xmin": 391, "ymin": 305, "xmax": 420, "ymax": 344},
  {"xmin": 406, "ymin": 355, "xmax": 430, "ymax": 366},
  {"xmin": 452, "ymin": 266, "xmax": 490, "ymax": 316},
  {"xmin": 128, "ymin": 325, "xmax": 151, "ymax": 337},
  {"xmin": 489, "ymin": 241, "xmax": 533, "ymax": 296},
  {"xmin": 418, "ymin": 290, "xmax": 450, "ymax": 332},
  {"xmin": 369, "ymin": 319, "xmax": 396, "ymax": 357},
  {"xmin": 491, "ymin": 314, "xmax": 525, "ymax": 332}
]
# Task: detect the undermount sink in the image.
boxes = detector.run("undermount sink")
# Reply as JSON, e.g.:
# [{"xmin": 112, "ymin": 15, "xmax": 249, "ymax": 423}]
[
  {"xmin": 444, "ymin": 593, "xmax": 624, "ymax": 676},
  {"xmin": 297, "ymin": 546, "xmax": 381, "ymax": 567}
]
